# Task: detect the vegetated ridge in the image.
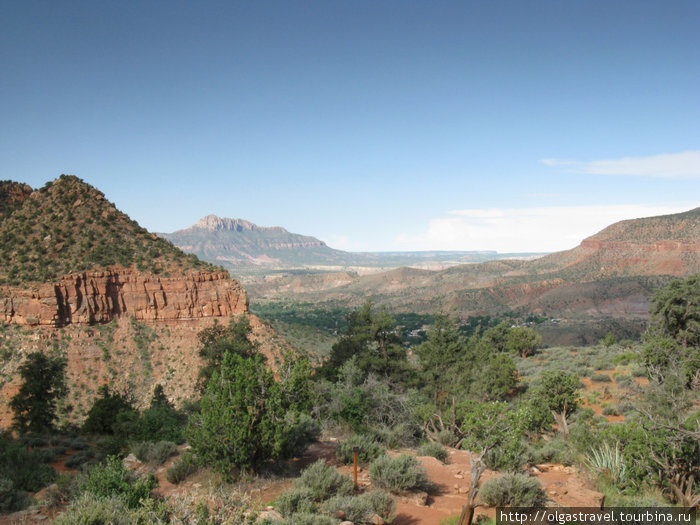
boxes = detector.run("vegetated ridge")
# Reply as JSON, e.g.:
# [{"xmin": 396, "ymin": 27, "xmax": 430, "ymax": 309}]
[
  {"xmin": 0, "ymin": 175, "xmax": 217, "ymax": 286},
  {"xmin": 0, "ymin": 175, "xmax": 288, "ymax": 427},
  {"xmin": 249, "ymin": 207, "xmax": 700, "ymax": 345}
]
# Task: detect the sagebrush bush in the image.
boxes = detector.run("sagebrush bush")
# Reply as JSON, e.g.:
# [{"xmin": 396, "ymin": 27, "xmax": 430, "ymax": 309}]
[
  {"xmin": 484, "ymin": 439, "xmax": 527, "ymax": 472},
  {"xmin": 77, "ymin": 455, "xmax": 157, "ymax": 508},
  {"xmin": 131, "ymin": 440, "xmax": 176, "ymax": 465},
  {"xmin": 630, "ymin": 364, "xmax": 647, "ymax": 377},
  {"xmin": 437, "ymin": 429, "xmax": 458, "ymax": 447},
  {"xmin": 479, "ymin": 473, "xmax": 547, "ymax": 507},
  {"xmin": 295, "ymin": 460, "xmax": 353, "ymax": 502},
  {"xmin": 0, "ymin": 478, "xmax": 30, "ymax": 513},
  {"xmin": 601, "ymin": 406, "xmax": 619, "ymax": 416},
  {"xmin": 275, "ymin": 486, "xmax": 316, "ymax": 517},
  {"xmin": 68, "ymin": 436, "xmax": 90, "ymax": 450},
  {"xmin": 614, "ymin": 374, "xmax": 634, "ymax": 388},
  {"xmin": 323, "ymin": 490, "xmax": 395, "ymax": 524},
  {"xmin": 0, "ymin": 432, "xmax": 56, "ymax": 492},
  {"xmin": 52, "ymin": 493, "xmax": 134, "ymax": 525},
  {"xmin": 65, "ymin": 449, "xmax": 95, "ymax": 469},
  {"xmin": 527, "ymin": 438, "xmax": 574, "ymax": 466},
  {"xmin": 166, "ymin": 452, "xmax": 198, "ymax": 484},
  {"xmin": 281, "ymin": 413, "xmax": 321, "ymax": 458},
  {"xmin": 336, "ymin": 434, "xmax": 386, "ymax": 465},
  {"xmin": 417, "ymin": 441, "xmax": 448, "ymax": 463},
  {"xmin": 591, "ymin": 374, "xmax": 612, "ymax": 383},
  {"xmin": 369, "ymin": 454, "xmax": 428, "ymax": 492}
]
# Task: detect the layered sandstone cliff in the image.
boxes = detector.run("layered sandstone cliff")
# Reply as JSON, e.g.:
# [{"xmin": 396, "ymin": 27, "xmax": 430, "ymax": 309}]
[{"xmin": 1, "ymin": 269, "xmax": 248, "ymax": 327}]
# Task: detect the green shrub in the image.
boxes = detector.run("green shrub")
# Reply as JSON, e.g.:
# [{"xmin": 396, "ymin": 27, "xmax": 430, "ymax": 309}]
[
  {"xmin": 591, "ymin": 373, "xmax": 612, "ymax": 382},
  {"xmin": 369, "ymin": 454, "xmax": 429, "ymax": 492},
  {"xmin": 479, "ymin": 473, "xmax": 547, "ymax": 507},
  {"xmin": 614, "ymin": 374, "xmax": 635, "ymax": 388},
  {"xmin": 82, "ymin": 387, "xmax": 135, "ymax": 435},
  {"xmin": 40, "ymin": 446, "xmax": 66, "ymax": 462},
  {"xmin": 601, "ymin": 406, "xmax": 619, "ymax": 416},
  {"xmin": 131, "ymin": 405, "xmax": 187, "ymax": 443},
  {"xmin": 484, "ymin": 438, "xmax": 528, "ymax": 472},
  {"xmin": 77, "ymin": 455, "xmax": 157, "ymax": 508},
  {"xmin": 630, "ymin": 364, "xmax": 647, "ymax": 377},
  {"xmin": 0, "ymin": 478, "xmax": 30, "ymax": 512},
  {"xmin": 95, "ymin": 435, "xmax": 125, "ymax": 459},
  {"xmin": 417, "ymin": 442, "xmax": 448, "ymax": 463},
  {"xmin": 336, "ymin": 434, "xmax": 386, "ymax": 466},
  {"xmin": 367, "ymin": 422, "xmax": 421, "ymax": 448},
  {"xmin": 68, "ymin": 436, "xmax": 90, "ymax": 450},
  {"xmin": 281, "ymin": 413, "xmax": 321, "ymax": 458},
  {"xmin": 51, "ymin": 492, "xmax": 164, "ymax": 525},
  {"xmin": 294, "ymin": 460, "xmax": 353, "ymax": 502},
  {"xmin": 64, "ymin": 449, "xmax": 95, "ymax": 469},
  {"xmin": 0, "ymin": 432, "xmax": 56, "ymax": 492},
  {"xmin": 436, "ymin": 429, "xmax": 458, "ymax": 447},
  {"xmin": 22, "ymin": 435, "xmax": 49, "ymax": 447},
  {"xmin": 612, "ymin": 352, "xmax": 637, "ymax": 366},
  {"xmin": 275, "ymin": 486, "xmax": 316, "ymax": 517},
  {"xmin": 323, "ymin": 490, "xmax": 395, "ymax": 524},
  {"xmin": 165, "ymin": 452, "xmax": 198, "ymax": 485},
  {"xmin": 131, "ymin": 441, "xmax": 176, "ymax": 465},
  {"xmin": 527, "ymin": 438, "xmax": 574, "ymax": 466}
]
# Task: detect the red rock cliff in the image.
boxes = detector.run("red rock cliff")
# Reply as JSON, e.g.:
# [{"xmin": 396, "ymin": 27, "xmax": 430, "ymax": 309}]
[{"xmin": 1, "ymin": 269, "xmax": 248, "ymax": 326}]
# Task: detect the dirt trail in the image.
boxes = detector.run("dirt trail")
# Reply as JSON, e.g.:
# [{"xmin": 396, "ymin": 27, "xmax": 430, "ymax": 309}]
[
  {"xmin": 390, "ymin": 449, "xmax": 603, "ymax": 525},
  {"xmin": 1, "ymin": 442, "xmax": 603, "ymax": 525}
]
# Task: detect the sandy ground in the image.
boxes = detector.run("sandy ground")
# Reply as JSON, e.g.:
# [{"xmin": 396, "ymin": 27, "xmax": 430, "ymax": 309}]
[{"xmin": 2, "ymin": 440, "xmax": 603, "ymax": 525}]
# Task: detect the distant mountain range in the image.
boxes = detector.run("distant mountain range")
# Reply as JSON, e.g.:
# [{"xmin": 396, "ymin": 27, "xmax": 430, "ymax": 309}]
[
  {"xmin": 159, "ymin": 214, "xmax": 543, "ymax": 277},
  {"xmin": 246, "ymin": 207, "xmax": 700, "ymax": 345}
]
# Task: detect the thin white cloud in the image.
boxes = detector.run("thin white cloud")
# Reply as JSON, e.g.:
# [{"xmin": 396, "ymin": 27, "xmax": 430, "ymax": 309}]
[
  {"xmin": 394, "ymin": 204, "xmax": 693, "ymax": 253},
  {"xmin": 540, "ymin": 158, "xmax": 575, "ymax": 167},
  {"xmin": 540, "ymin": 150, "xmax": 700, "ymax": 179}
]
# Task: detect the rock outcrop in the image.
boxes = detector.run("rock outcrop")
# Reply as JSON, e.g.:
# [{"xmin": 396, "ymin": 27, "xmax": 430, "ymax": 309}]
[{"xmin": 1, "ymin": 269, "xmax": 248, "ymax": 327}]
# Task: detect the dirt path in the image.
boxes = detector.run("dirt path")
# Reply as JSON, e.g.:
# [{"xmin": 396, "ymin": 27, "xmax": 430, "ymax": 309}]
[
  {"xmin": 389, "ymin": 449, "xmax": 603, "ymax": 525},
  {"xmin": 2, "ymin": 441, "xmax": 603, "ymax": 525}
]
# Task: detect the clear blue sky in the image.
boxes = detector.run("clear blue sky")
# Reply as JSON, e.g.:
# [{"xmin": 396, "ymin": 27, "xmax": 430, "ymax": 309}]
[{"xmin": 1, "ymin": 1, "xmax": 698, "ymax": 252}]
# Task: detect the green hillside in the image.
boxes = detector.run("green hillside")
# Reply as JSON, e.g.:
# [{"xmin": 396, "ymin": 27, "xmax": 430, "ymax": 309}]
[{"xmin": 0, "ymin": 175, "xmax": 218, "ymax": 286}]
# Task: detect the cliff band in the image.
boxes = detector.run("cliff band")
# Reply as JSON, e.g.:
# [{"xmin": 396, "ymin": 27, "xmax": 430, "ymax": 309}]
[{"xmin": 1, "ymin": 269, "xmax": 248, "ymax": 327}]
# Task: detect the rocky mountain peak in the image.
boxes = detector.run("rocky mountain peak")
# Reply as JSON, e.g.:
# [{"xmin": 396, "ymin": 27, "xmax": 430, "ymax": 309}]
[
  {"xmin": 192, "ymin": 215, "xmax": 287, "ymax": 233},
  {"xmin": 0, "ymin": 180, "xmax": 33, "ymax": 219}
]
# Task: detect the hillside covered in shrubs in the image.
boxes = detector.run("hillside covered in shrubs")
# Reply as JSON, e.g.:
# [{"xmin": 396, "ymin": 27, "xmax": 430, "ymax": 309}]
[{"xmin": 0, "ymin": 274, "xmax": 698, "ymax": 523}]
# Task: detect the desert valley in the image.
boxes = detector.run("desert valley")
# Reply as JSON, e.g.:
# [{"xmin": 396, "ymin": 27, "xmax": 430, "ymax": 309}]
[{"xmin": 0, "ymin": 176, "xmax": 698, "ymax": 524}]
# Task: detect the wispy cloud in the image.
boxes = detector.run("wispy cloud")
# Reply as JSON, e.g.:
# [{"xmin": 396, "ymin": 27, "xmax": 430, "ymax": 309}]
[
  {"xmin": 394, "ymin": 204, "xmax": 693, "ymax": 253},
  {"xmin": 539, "ymin": 158, "xmax": 575, "ymax": 167},
  {"xmin": 540, "ymin": 150, "xmax": 700, "ymax": 179}
]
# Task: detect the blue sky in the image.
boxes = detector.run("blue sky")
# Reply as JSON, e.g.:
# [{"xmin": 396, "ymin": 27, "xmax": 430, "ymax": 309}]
[{"xmin": 1, "ymin": 1, "xmax": 698, "ymax": 252}]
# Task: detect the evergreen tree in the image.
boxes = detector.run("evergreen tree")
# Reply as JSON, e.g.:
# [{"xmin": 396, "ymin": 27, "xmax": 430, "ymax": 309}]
[
  {"xmin": 10, "ymin": 352, "xmax": 67, "ymax": 434},
  {"xmin": 197, "ymin": 316, "xmax": 259, "ymax": 389},
  {"xmin": 186, "ymin": 352, "xmax": 285, "ymax": 476}
]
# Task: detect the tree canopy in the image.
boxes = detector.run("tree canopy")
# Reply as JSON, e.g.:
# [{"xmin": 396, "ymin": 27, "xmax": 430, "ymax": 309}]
[{"xmin": 10, "ymin": 352, "xmax": 66, "ymax": 434}]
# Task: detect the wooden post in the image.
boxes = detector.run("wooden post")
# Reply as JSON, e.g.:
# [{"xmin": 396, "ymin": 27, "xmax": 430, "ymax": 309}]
[{"xmin": 352, "ymin": 446, "xmax": 359, "ymax": 489}]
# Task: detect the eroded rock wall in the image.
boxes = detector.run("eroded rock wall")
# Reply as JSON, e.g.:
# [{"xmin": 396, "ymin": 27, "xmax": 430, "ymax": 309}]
[{"xmin": 1, "ymin": 269, "xmax": 248, "ymax": 326}]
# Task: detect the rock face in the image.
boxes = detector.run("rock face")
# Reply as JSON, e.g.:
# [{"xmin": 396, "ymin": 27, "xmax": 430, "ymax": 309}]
[{"xmin": 1, "ymin": 269, "xmax": 248, "ymax": 327}]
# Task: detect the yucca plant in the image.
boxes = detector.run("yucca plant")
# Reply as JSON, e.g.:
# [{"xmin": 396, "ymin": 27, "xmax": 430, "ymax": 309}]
[{"xmin": 585, "ymin": 442, "xmax": 627, "ymax": 487}]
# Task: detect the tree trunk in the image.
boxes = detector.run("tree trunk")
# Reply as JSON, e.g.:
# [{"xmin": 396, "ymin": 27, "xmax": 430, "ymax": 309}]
[
  {"xmin": 457, "ymin": 451, "xmax": 486, "ymax": 525},
  {"xmin": 552, "ymin": 410, "xmax": 569, "ymax": 440},
  {"xmin": 457, "ymin": 503, "xmax": 474, "ymax": 525}
]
